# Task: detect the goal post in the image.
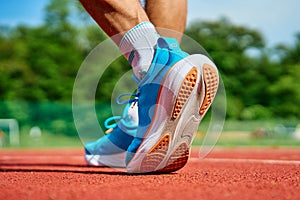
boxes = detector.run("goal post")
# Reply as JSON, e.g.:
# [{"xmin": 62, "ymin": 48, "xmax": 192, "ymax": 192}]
[{"xmin": 0, "ymin": 119, "xmax": 20, "ymax": 146}]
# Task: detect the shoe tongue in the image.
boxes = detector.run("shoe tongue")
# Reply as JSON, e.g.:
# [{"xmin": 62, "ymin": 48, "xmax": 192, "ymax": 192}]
[
  {"xmin": 127, "ymin": 103, "xmax": 139, "ymax": 126},
  {"xmin": 117, "ymin": 103, "xmax": 138, "ymax": 137},
  {"xmin": 122, "ymin": 103, "xmax": 138, "ymax": 127},
  {"xmin": 157, "ymin": 37, "xmax": 179, "ymax": 50}
]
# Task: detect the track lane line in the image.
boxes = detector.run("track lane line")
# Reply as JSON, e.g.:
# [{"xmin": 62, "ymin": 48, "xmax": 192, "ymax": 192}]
[
  {"xmin": 1, "ymin": 155, "xmax": 300, "ymax": 165},
  {"xmin": 190, "ymin": 157, "xmax": 300, "ymax": 165}
]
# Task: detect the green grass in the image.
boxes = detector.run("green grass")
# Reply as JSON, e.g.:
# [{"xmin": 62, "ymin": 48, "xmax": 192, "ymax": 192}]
[
  {"xmin": 1, "ymin": 120, "xmax": 300, "ymax": 148},
  {"xmin": 192, "ymin": 131, "xmax": 300, "ymax": 147},
  {"xmin": 194, "ymin": 119, "xmax": 300, "ymax": 147},
  {"xmin": 22, "ymin": 133, "xmax": 82, "ymax": 148},
  {"xmin": 199, "ymin": 119, "xmax": 299, "ymax": 132},
  {"xmin": 1, "ymin": 131, "xmax": 82, "ymax": 149}
]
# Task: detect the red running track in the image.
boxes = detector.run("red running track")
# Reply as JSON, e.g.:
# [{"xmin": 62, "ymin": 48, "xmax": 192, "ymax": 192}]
[{"xmin": 0, "ymin": 147, "xmax": 299, "ymax": 200}]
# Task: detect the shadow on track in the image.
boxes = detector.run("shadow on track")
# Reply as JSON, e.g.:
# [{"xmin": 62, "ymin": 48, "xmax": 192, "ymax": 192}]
[{"xmin": 0, "ymin": 163, "xmax": 176, "ymax": 176}]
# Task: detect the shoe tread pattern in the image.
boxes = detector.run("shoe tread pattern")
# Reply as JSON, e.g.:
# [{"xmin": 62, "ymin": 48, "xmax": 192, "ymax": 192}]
[
  {"xmin": 171, "ymin": 67, "xmax": 198, "ymax": 120},
  {"xmin": 140, "ymin": 133, "xmax": 170, "ymax": 172},
  {"xmin": 159, "ymin": 142, "xmax": 189, "ymax": 173},
  {"xmin": 199, "ymin": 64, "xmax": 219, "ymax": 115}
]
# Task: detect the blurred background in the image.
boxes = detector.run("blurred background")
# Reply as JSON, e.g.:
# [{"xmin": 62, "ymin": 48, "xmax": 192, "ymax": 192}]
[{"xmin": 0, "ymin": 0, "xmax": 299, "ymax": 148}]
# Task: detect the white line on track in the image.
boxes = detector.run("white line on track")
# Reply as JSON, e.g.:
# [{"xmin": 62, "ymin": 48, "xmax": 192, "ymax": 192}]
[
  {"xmin": 0, "ymin": 155, "xmax": 83, "ymax": 161},
  {"xmin": 1, "ymin": 156, "xmax": 300, "ymax": 165},
  {"xmin": 190, "ymin": 157, "xmax": 300, "ymax": 165}
]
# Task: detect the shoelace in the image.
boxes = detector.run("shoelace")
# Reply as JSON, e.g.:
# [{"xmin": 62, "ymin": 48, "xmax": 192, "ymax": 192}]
[
  {"xmin": 104, "ymin": 116, "xmax": 121, "ymax": 134},
  {"xmin": 116, "ymin": 93, "xmax": 139, "ymax": 105},
  {"xmin": 104, "ymin": 93, "xmax": 139, "ymax": 134},
  {"xmin": 103, "ymin": 74, "xmax": 141, "ymax": 134}
]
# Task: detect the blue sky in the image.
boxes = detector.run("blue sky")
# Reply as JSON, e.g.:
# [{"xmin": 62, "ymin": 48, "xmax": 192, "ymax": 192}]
[
  {"xmin": 188, "ymin": 0, "xmax": 300, "ymax": 47},
  {"xmin": 0, "ymin": 0, "xmax": 299, "ymax": 47},
  {"xmin": 0, "ymin": 0, "xmax": 49, "ymax": 26}
]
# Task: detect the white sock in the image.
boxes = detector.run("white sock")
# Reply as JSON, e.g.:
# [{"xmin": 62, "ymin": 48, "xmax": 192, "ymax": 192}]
[{"xmin": 119, "ymin": 22, "xmax": 159, "ymax": 80}]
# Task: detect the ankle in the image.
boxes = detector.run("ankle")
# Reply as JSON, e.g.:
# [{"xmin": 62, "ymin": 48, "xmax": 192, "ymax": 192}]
[{"xmin": 119, "ymin": 22, "xmax": 159, "ymax": 79}]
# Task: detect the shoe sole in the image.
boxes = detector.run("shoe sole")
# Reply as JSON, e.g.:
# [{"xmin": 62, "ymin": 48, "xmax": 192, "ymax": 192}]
[
  {"xmin": 127, "ymin": 55, "xmax": 219, "ymax": 173},
  {"xmin": 160, "ymin": 63, "xmax": 218, "ymax": 173},
  {"xmin": 85, "ymin": 153, "xmax": 127, "ymax": 168}
]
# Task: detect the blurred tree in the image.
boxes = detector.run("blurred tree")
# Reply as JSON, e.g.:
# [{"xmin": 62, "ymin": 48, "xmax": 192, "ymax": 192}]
[
  {"xmin": 0, "ymin": 2, "xmax": 300, "ymax": 136},
  {"xmin": 185, "ymin": 19, "xmax": 300, "ymax": 119},
  {"xmin": 185, "ymin": 18, "xmax": 267, "ymax": 119},
  {"xmin": 268, "ymin": 33, "xmax": 300, "ymax": 118},
  {"xmin": 279, "ymin": 33, "xmax": 300, "ymax": 65}
]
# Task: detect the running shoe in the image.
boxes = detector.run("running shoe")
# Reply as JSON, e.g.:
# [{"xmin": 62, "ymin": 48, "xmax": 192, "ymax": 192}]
[
  {"xmin": 126, "ymin": 37, "xmax": 219, "ymax": 173},
  {"xmin": 85, "ymin": 102, "xmax": 138, "ymax": 167}
]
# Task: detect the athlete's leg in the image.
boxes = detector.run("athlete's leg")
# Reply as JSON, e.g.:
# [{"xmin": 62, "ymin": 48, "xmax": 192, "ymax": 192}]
[
  {"xmin": 79, "ymin": 0, "xmax": 149, "ymax": 45},
  {"xmin": 145, "ymin": 0, "xmax": 187, "ymax": 42},
  {"xmin": 80, "ymin": 0, "xmax": 160, "ymax": 79}
]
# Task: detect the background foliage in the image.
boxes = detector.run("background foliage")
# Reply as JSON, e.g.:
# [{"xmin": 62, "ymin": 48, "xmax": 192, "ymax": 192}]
[{"xmin": 0, "ymin": 0, "xmax": 299, "ymax": 138}]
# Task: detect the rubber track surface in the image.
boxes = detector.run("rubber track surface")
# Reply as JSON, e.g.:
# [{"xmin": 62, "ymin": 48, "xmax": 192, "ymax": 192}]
[{"xmin": 1, "ymin": 148, "xmax": 299, "ymax": 200}]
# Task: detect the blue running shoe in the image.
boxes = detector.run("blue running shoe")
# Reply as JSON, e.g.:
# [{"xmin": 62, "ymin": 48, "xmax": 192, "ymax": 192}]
[
  {"xmin": 85, "ymin": 102, "xmax": 138, "ymax": 167},
  {"xmin": 126, "ymin": 37, "xmax": 219, "ymax": 173}
]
